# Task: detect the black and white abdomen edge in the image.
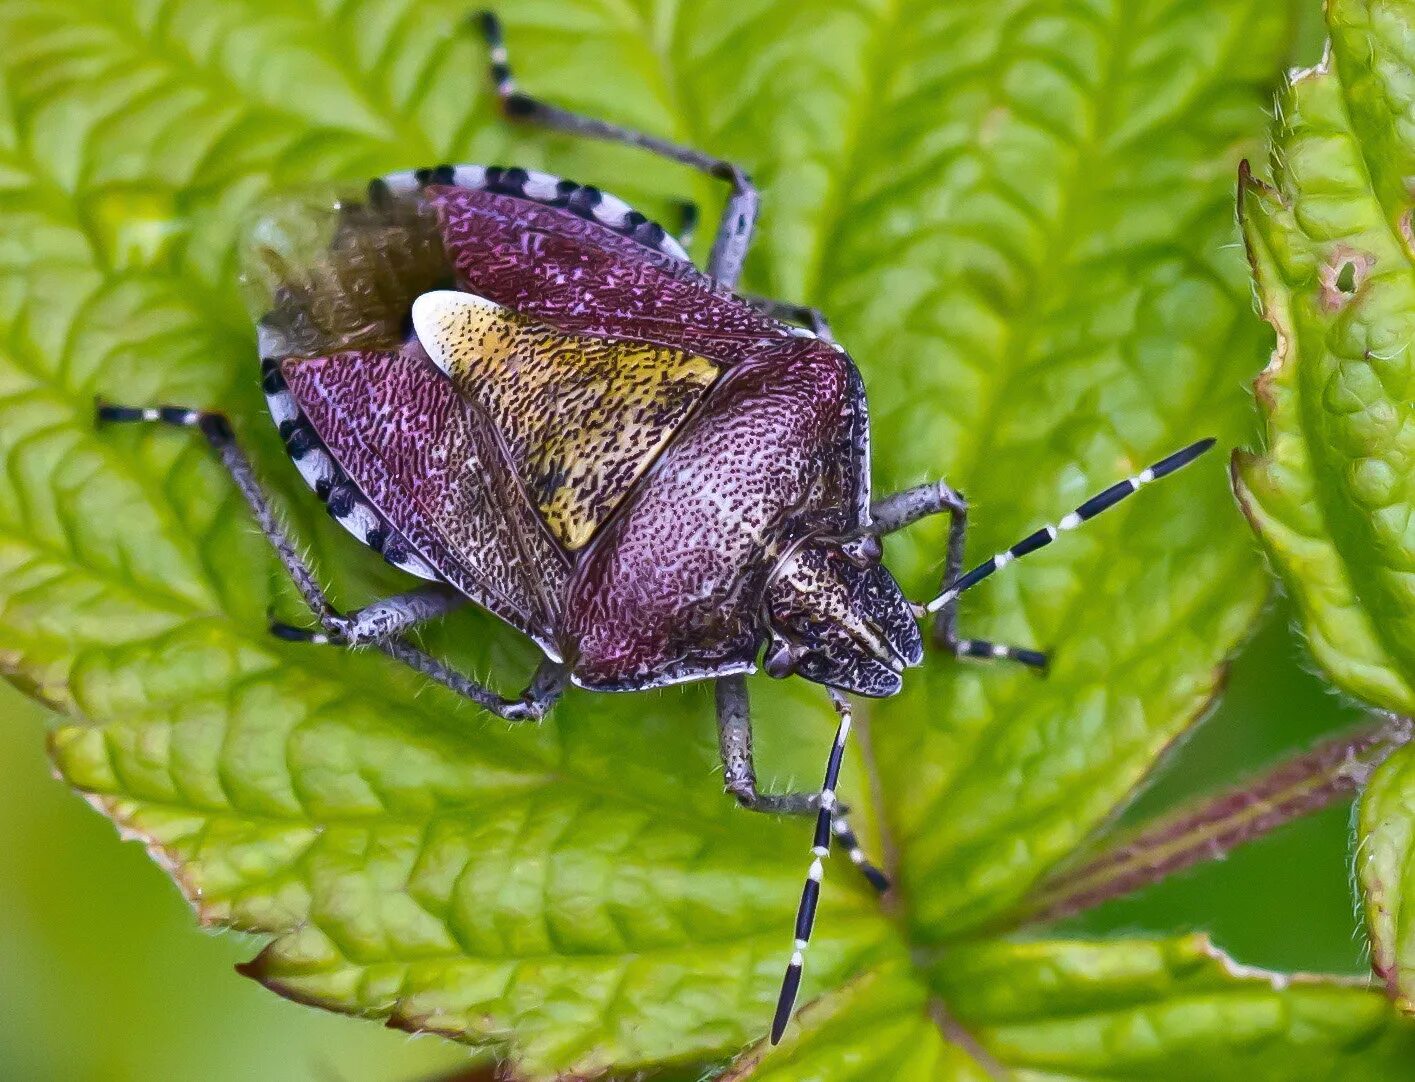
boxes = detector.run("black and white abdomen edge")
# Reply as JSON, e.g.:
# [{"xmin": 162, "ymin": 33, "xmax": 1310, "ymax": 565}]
[
  {"xmin": 378, "ymin": 164, "xmax": 691, "ymax": 263},
  {"xmin": 260, "ymin": 358, "xmax": 441, "ymax": 582}
]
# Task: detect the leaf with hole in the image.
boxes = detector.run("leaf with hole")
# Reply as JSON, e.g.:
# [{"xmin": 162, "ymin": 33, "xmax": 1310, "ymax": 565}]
[
  {"xmin": 1235, "ymin": 0, "xmax": 1415, "ymax": 1020},
  {"xmin": 1235, "ymin": 0, "xmax": 1415, "ymax": 717}
]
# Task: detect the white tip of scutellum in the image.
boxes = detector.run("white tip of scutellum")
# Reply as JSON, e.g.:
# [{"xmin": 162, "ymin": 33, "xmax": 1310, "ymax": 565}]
[{"xmin": 410, "ymin": 290, "xmax": 505, "ymax": 377}]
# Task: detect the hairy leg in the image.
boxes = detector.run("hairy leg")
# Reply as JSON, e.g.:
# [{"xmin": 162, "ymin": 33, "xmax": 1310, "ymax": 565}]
[
  {"xmin": 869, "ymin": 481, "xmax": 1046, "ymax": 669},
  {"xmin": 270, "ymin": 582, "xmax": 465, "ymax": 645},
  {"xmin": 478, "ymin": 12, "xmax": 758, "ymax": 287},
  {"xmin": 714, "ymin": 675, "xmax": 889, "ymax": 892},
  {"xmin": 97, "ymin": 402, "xmax": 565, "ymax": 720}
]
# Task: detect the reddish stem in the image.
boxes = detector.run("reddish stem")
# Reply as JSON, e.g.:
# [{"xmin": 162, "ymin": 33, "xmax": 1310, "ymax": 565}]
[{"xmin": 1025, "ymin": 714, "xmax": 1412, "ymax": 924}]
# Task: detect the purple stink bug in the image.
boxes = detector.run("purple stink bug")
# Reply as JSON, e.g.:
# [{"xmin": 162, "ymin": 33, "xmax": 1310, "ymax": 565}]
[{"xmin": 97, "ymin": 11, "xmax": 1215, "ymax": 1045}]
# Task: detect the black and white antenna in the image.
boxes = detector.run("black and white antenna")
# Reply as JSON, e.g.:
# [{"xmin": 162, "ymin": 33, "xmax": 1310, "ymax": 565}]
[
  {"xmin": 772, "ymin": 687, "xmax": 854, "ymax": 1045},
  {"xmin": 770, "ymin": 438, "xmax": 1216, "ymax": 1045},
  {"xmin": 924, "ymin": 438, "xmax": 1215, "ymax": 615}
]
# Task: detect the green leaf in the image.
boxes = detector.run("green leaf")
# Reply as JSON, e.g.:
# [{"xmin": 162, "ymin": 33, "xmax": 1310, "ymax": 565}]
[
  {"xmin": 1361, "ymin": 741, "xmax": 1415, "ymax": 1013},
  {"xmin": 737, "ymin": 938, "xmax": 1415, "ymax": 1081},
  {"xmin": 1235, "ymin": 0, "xmax": 1415, "ymax": 1021},
  {"xmin": 1234, "ymin": 0, "xmax": 1415, "ymax": 715},
  {"xmin": 3, "ymin": 0, "xmax": 1407, "ymax": 1078},
  {"xmin": 863, "ymin": 1, "xmax": 1280, "ymax": 938}
]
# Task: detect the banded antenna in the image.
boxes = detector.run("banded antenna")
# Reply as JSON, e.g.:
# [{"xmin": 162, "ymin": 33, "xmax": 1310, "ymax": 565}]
[
  {"xmin": 770, "ymin": 437, "xmax": 1216, "ymax": 1045},
  {"xmin": 924, "ymin": 438, "xmax": 1215, "ymax": 615},
  {"xmin": 773, "ymin": 687, "xmax": 854, "ymax": 1045}
]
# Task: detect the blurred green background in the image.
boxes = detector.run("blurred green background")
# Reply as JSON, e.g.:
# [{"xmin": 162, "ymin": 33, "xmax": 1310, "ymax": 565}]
[{"xmin": 0, "ymin": 599, "xmax": 1372, "ymax": 1081}]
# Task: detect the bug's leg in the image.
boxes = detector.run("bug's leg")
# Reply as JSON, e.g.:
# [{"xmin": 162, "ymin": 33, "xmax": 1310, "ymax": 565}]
[
  {"xmin": 270, "ymin": 583, "xmax": 466, "ymax": 645},
  {"xmin": 98, "ymin": 403, "xmax": 337, "ymax": 618},
  {"xmin": 868, "ymin": 481, "xmax": 1047, "ymax": 669},
  {"xmin": 385, "ymin": 647, "xmax": 568, "ymax": 722},
  {"xmin": 741, "ymin": 297, "xmax": 835, "ymax": 342},
  {"xmin": 928, "ymin": 484, "xmax": 1047, "ymax": 667},
  {"xmin": 673, "ymin": 199, "xmax": 699, "ymax": 250},
  {"xmin": 476, "ymin": 11, "xmax": 759, "ymax": 287},
  {"xmin": 97, "ymin": 402, "xmax": 559, "ymax": 722},
  {"xmin": 771, "ymin": 687, "xmax": 856, "ymax": 1045},
  {"xmin": 868, "ymin": 479, "xmax": 963, "ymax": 536},
  {"xmin": 716, "ymin": 674, "xmax": 819, "ymax": 818},
  {"xmin": 715, "ymin": 675, "xmax": 888, "ymax": 893}
]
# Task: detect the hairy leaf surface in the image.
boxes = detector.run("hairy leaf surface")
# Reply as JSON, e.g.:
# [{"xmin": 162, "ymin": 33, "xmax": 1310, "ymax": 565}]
[
  {"xmin": 1235, "ymin": 0, "xmax": 1415, "ymax": 715},
  {"xmin": 1362, "ymin": 743, "xmax": 1415, "ymax": 1014},
  {"xmin": 1235, "ymin": 0, "xmax": 1415, "ymax": 1018}
]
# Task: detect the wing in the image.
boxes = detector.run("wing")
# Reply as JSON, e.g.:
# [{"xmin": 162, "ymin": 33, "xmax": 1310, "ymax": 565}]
[
  {"xmin": 279, "ymin": 341, "xmax": 570, "ymax": 657},
  {"xmin": 426, "ymin": 181, "xmax": 791, "ymax": 359},
  {"xmin": 414, "ymin": 179, "xmax": 874, "ymax": 535}
]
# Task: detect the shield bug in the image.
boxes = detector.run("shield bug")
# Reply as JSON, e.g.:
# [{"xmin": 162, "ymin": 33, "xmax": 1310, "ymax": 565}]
[{"xmin": 96, "ymin": 10, "xmax": 1216, "ymax": 1046}]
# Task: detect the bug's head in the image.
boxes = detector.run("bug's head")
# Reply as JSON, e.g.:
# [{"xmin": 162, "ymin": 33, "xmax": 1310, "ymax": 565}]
[{"xmin": 762, "ymin": 538, "xmax": 923, "ymax": 697}]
